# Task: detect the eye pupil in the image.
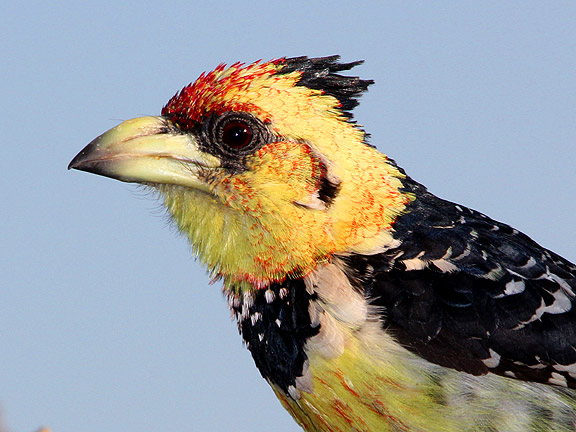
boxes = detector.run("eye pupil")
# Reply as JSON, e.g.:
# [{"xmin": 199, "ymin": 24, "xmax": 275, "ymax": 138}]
[{"xmin": 221, "ymin": 121, "xmax": 253, "ymax": 149}]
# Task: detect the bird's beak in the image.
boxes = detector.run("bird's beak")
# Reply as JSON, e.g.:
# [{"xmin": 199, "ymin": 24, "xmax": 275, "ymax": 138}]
[{"xmin": 68, "ymin": 116, "xmax": 220, "ymax": 191}]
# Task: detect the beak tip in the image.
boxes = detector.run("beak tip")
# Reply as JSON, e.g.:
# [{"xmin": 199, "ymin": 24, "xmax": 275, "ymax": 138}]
[{"xmin": 68, "ymin": 152, "xmax": 87, "ymax": 171}]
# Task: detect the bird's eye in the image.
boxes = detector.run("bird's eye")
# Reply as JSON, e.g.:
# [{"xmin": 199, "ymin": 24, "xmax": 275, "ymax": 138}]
[
  {"xmin": 206, "ymin": 112, "xmax": 267, "ymax": 163},
  {"xmin": 221, "ymin": 120, "xmax": 253, "ymax": 149}
]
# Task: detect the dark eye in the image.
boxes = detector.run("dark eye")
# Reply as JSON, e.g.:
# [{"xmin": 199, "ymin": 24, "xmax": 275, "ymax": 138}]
[
  {"xmin": 221, "ymin": 120, "xmax": 253, "ymax": 149},
  {"xmin": 205, "ymin": 112, "xmax": 268, "ymax": 164}
]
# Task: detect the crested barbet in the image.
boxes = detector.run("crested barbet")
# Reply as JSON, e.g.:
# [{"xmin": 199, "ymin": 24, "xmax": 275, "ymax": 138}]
[{"xmin": 69, "ymin": 56, "xmax": 576, "ymax": 431}]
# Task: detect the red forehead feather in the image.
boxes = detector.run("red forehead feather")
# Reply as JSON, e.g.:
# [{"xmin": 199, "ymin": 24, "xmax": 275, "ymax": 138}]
[{"xmin": 161, "ymin": 59, "xmax": 288, "ymax": 130}]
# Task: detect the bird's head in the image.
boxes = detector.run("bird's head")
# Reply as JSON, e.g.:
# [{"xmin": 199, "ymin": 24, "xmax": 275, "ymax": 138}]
[{"xmin": 70, "ymin": 56, "xmax": 411, "ymax": 289}]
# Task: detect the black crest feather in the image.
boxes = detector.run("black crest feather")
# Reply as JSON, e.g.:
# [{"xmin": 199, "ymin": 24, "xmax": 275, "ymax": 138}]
[{"xmin": 277, "ymin": 55, "xmax": 373, "ymax": 117}]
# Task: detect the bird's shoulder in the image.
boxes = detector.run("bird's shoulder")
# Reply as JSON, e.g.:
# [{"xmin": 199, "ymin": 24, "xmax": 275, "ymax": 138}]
[{"xmin": 345, "ymin": 176, "xmax": 576, "ymax": 387}]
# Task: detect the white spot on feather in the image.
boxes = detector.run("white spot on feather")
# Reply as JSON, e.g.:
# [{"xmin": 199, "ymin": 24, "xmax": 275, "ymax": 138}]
[
  {"xmin": 505, "ymin": 279, "xmax": 526, "ymax": 296},
  {"xmin": 431, "ymin": 259, "xmax": 458, "ymax": 273},
  {"xmin": 243, "ymin": 291, "xmax": 254, "ymax": 308},
  {"xmin": 288, "ymin": 385, "xmax": 301, "ymax": 400},
  {"xmin": 524, "ymin": 357, "xmax": 547, "ymax": 369},
  {"xmin": 228, "ymin": 294, "xmax": 241, "ymax": 308},
  {"xmin": 554, "ymin": 362, "xmax": 576, "ymax": 374},
  {"xmin": 452, "ymin": 244, "xmax": 471, "ymax": 261},
  {"xmin": 295, "ymin": 360, "xmax": 314, "ymax": 393},
  {"xmin": 548, "ymin": 372, "xmax": 568, "ymax": 387},
  {"xmin": 484, "ymin": 264, "xmax": 506, "ymax": 281},
  {"xmin": 495, "ymin": 280, "xmax": 526, "ymax": 298},
  {"xmin": 547, "ymin": 269, "xmax": 575, "ymax": 298},
  {"xmin": 482, "ymin": 349, "xmax": 501, "ymax": 368},
  {"xmin": 546, "ymin": 288, "xmax": 572, "ymax": 314},
  {"xmin": 250, "ymin": 312, "xmax": 262, "ymax": 325},
  {"xmin": 520, "ymin": 256, "xmax": 538, "ymax": 269},
  {"xmin": 401, "ymin": 258, "xmax": 427, "ymax": 271},
  {"xmin": 241, "ymin": 304, "xmax": 250, "ymax": 319},
  {"xmin": 514, "ymin": 298, "xmax": 546, "ymax": 328},
  {"xmin": 512, "ymin": 282, "xmax": 572, "ymax": 327},
  {"xmin": 264, "ymin": 289, "xmax": 275, "ymax": 304}
]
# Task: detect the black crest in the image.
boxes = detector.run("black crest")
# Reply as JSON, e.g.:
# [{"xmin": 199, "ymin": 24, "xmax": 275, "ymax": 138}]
[{"xmin": 278, "ymin": 56, "xmax": 373, "ymax": 117}]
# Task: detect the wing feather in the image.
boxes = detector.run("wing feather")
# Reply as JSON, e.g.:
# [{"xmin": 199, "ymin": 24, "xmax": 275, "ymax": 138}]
[{"xmin": 345, "ymin": 177, "xmax": 576, "ymax": 387}]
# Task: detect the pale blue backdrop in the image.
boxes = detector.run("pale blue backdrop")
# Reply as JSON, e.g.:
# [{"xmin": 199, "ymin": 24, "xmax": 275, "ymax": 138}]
[{"xmin": 2, "ymin": 2, "xmax": 575, "ymax": 431}]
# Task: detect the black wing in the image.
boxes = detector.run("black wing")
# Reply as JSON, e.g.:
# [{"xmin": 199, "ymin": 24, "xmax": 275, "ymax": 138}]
[{"xmin": 346, "ymin": 177, "xmax": 576, "ymax": 387}]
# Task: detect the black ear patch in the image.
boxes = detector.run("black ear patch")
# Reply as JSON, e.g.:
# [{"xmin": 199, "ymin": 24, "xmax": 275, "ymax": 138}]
[
  {"xmin": 315, "ymin": 155, "xmax": 341, "ymax": 206},
  {"xmin": 277, "ymin": 56, "xmax": 373, "ymax": 118},
  {"xmin": 317, "ymin": 174, "xmax": 341, "ymax": 206}
]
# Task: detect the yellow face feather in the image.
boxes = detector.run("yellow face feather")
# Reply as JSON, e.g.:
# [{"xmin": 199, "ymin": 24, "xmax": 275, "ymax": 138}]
[
  {"xmin": 160, "ymin": 61, "xmax": 411, "ymax": 286},
  {"xmin": 69, "ymin": 58, "xmax": 412, "ymax": 288}
]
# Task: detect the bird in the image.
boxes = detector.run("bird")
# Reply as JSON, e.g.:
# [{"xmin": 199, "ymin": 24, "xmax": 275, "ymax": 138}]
[{"xmin": 69, "ymin": 56, "xmax": 576, "ymax": 431}]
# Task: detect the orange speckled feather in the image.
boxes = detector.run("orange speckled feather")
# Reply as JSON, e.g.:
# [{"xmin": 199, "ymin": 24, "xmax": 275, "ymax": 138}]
[{"xmin": 162, "ymin": 61, "xmax": 281, "ymax": 128}]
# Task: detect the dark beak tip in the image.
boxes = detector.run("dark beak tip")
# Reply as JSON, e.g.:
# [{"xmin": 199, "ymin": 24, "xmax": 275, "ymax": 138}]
[
  {"xmin": 68, "ymin": 152, "xmax": 85, "ymax": 171},
  {"xmin": 69, "ymin": 134, "xmax": 105, "ymax": 171}
]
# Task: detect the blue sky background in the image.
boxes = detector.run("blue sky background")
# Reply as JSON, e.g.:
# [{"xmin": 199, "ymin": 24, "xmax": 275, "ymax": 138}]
[{"xmin": 2, "ymin": 2, "xmax": 576, "ymax": 431}]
